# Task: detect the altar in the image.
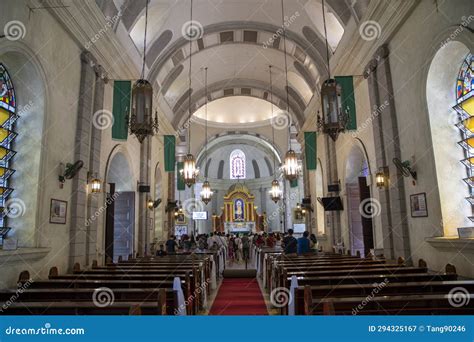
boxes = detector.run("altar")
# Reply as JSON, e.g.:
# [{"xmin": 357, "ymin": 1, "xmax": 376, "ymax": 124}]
[{"xmin": 213, "ymin": 183, "xmax": 262, "ymax": 234}]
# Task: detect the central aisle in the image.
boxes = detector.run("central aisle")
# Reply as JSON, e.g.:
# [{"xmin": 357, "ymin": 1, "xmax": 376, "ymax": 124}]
[{"xmin": 209, "ymin": 278, "xmax": 268, "ymax": 315}]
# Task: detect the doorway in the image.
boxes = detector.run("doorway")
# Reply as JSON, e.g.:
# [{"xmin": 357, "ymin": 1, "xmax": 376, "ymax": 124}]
[
  {"xmin": 104, "ymin": 150, "xmax": 135, "ymax": 262},
  {"xmin": 345, "ymin": 144, "xmax": 374, "ymax": 257},
  {"xmin": 105, "ymin": 186, "xmax": 135, "ymax": 262}
]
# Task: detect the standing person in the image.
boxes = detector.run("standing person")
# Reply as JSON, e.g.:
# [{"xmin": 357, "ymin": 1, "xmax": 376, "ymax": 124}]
[
  {"xmin": 297, "ymin": 231, "xmax": 311, "ymax": 255},
  {"xmin": 207, "ymin": 233, "xmax": 215, "ymax": 250},
  {"xmin": 310, "ymin": 233, "xmax": 318, "ymax": 250},
  {"xmin": 165, "ymin": 235, "xmax": 177, "ymax": 254},
  {"xmin": 241, "ymin": 234, "xmax": 250, "ymax": 261},
  {"xmin": 282, "ymin": 229, "xmax": 297, "ymax": 254},
  {"xmin": 156, "ymin": 244, "xmax": 167, "ymax": 257},
  {"xmin": 197, "ymin": 234, "xmax": 207, "ymax": 251},
  {"xmin": 266, "ymin": 233, "xmax": 276, "ymax": 248},
  {"xmin": 182, "ymin": 234, "xmax": 192, "ymax": 252},
  {"xmin": 234, "ymin": 234, "xmax": 242, "ymax": 261},
  {"xmin": 228, "ymin": 235, "xmax": 235, "ymax": 262}
]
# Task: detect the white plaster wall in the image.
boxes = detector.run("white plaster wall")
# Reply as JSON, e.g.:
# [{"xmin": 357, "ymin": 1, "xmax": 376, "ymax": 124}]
[
  {"xmin": 0, "ymin": 0, "xmax": 82, "ymax": 286},
  {"xmin": 386, "ymin": 0, "xmax": 474, "ymax": 276}
]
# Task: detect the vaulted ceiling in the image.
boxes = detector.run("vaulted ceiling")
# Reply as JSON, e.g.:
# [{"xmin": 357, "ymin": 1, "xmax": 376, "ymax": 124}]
[{"xmin": 96, "ymin": 0, "xmax": 370, "ymax": 128}]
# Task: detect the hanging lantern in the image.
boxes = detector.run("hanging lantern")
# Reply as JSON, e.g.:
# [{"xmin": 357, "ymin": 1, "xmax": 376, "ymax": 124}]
[
  {"xmin": 90, "ymin": 178, "xmax": 102, "ymax": 193},
  {"xmin": 200, "ymin": 180, "xmax": 213, "ymax": 205},
  {"xmin": 128, "ymin": 79, "xmax": 158, "ymax": 143},
  {"xmin": 317, "ymin": 79, "xmax": 348, "ymax": 141},
  {"xmin": 181, "ymin": 153, "xmax": 199, "ymax": 187},
  {"xmin": 283, "ymin": 149, "xmax": 300, "ymax": 181},
  {"xmin": 269, "ymin": 179, "xmax": 282, "ymax": 203}
]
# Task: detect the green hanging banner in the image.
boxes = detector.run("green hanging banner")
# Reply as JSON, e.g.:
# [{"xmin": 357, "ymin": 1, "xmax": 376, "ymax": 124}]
[
  {"xmin": 304, "ymin": 131, "xmax": 317, "ymax": 170},
  {"xmin": 176, "ymin": 162, "xmax": 185, "ymax": 190},
  {"xmin": 164, "ymin": 135, "xmax": 176, "ymax": 172},
  {"xmin": 290, "ymin": 178, "xmax": 298, "ymax": 188},
  {"xmin": 335, "ymin": 76, "xmax": 357, "ymax": 131},
  {"xmin": 112, "ymin": 80, "xmax": 131, "ymax": 140}
]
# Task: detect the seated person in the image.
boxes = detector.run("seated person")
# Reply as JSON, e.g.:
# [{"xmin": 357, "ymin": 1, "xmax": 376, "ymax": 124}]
[
  {"xmin": 156, "ymin": 244, "xmax": 167, "ymax": 257},
  {"xmin": 297, "ymin": 231, "xmax": 311, "ymax": 255},
  {"xmin": 282, "ymin": 229, "xmax": 297, "ymax": 254}
]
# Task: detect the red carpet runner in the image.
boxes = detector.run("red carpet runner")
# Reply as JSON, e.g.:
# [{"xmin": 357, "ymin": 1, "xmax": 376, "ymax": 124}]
[{"xmin": 209, "ymin": 278, "xmax": 268, "ymax": 315}]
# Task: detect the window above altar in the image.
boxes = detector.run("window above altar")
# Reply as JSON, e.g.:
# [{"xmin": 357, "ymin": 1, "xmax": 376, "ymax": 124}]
[{"xmin": 230, "ymin": 149, "xmax": 246, "ymax": 179}]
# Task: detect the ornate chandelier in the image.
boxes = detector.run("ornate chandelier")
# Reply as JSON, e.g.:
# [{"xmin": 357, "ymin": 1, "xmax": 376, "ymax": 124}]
[
  {"xmin": 316, "ymin": 0, "xmax": 348, "ymax": 141},
  {"xmin": 268, "ymin": 65, "xmax": 282, "ymax": 203},
  {"xmin": 181, "ymin": 0, "xmax": 198, "ymax": 187},
  {"xmin": 282, "ymin": 149, "xmax": 300, "ymax": 181},
  {"xmin": 270, "ymin": 179, "xmax": 282, "ymax": 203},
  {"xmin": 200, "ymin": 67, "xmax": 213, "ymax": 204},
  {"xmin": 280, "ymin": 0, "xmax": 301, "ymax": 181},
  {"xmin": 127, "ymin": 0, "xmax": 158, "ymax": 143},
  {"xmin": 182, "ymin": 153, "xmax": 198, "ymax": 187},
  {"xmin": 201, "ymin": 180, "xmax": 213, "ymax": 205}
]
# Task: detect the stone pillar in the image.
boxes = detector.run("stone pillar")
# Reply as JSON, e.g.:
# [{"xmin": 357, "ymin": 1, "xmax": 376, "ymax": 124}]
[
  {"xmin": 85, "ymin": 64, "xmax": 108, "ymax": 266},
  {"xmin": 325, "ymin": 135, "xmax": 341, "ymax": 245},
  {"xmin": 364, "ymin": 44, "xmax": 411, "ymax": 261},
  {"xmin": 137, "ymin": 136, "xmax": 151, "ymax": 256},
  {"xmin": 166, "ymin": 170, "xmax": 175, "ymax": 238},
  {"xmin": 69, "ymin": 51, "xmax": 97, "ymax": 270}
]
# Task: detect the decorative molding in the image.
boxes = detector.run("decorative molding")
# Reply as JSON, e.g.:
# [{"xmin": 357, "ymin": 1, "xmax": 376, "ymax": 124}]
[
  {"xmin": 0, "ymin": 248, "xmax": 51, "ymax": 263},
  {"xmin": 426, "ymin": 237, "xmax": 474, "ymax": 252}
]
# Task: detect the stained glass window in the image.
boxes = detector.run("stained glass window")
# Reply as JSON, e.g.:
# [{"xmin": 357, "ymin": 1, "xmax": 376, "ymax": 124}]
[
  {"xmin": 230, "ymin": 149, "xmax": 246, "ymax": 179},
  {"xmin": 0, "ymin": 64, "xmax": 18, "ymax": 241},
  {"xmin": 454, "ymin": 53, "xmax": 474, "ymax": 221}
]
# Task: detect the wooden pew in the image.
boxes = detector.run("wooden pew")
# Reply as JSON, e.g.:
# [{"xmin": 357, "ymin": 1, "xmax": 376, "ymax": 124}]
[
  {"xmin": 294, "ymin": 280, "xmax": 474, "ymax": 315},
  {"xmin": 0, "ymin": 288, "xmax": 175, "ymax": 315}
]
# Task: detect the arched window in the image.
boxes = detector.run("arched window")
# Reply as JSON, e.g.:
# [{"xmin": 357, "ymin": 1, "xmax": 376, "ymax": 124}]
[
  {"xmin": 230, "ymin": 149, "xmax": 246, "ymax": 179},
  {"xmin": 0, "ymin": 64, "xmax": 18, "ymax": 236},
  {"xmin": 454, "ymin": 53, "xmax": 473, "ymax": 220}
]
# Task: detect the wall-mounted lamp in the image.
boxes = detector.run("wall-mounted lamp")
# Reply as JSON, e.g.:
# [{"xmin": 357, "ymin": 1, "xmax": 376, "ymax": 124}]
[
  {"xmin": 375, "ymin": 167, "xmax": 389, "ymax": 189},
  {"xmin": 147, "ymin": 198, "xmax": 161, "ymax": 210},
  {"xmin": 88, "ymin": 172, "xmax": 102, "ymax": 193}
]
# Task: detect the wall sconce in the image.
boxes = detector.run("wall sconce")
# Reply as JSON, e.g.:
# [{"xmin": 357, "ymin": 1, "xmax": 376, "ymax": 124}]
[
  {"xmin": 375, "ymin": 167, "xmax": 389, "ymax": 189},
  {"xmin": 147, "ymin": 198, "xmax": 161, "ymax": 210},
  {"xmin": 88, "ymin": 172, "xmax": 102, "ymax": 193}
]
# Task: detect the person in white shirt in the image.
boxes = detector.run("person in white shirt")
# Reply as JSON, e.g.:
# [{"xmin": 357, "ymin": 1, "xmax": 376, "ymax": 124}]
[{"xmin": 234, "ymin": 235, "xmax": 242, "ymax": 261}]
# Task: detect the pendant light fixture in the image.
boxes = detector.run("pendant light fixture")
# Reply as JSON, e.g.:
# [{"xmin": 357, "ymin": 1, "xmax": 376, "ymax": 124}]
[
  {"xmin": 280, "ymin": 0, "xmax": 301, "ymax": 181},
  {"xmin": 181, "ymin": 0, "xmax": 199, "ymax": 187},
  {"xmin": 316, "ymin": 0, "xmax": 348, "ymax": 141},
  {"xmin": 268, "ymin": 65, "xmax": 282, "ymax": 203},
  {"xmin": 127, "ymin": 0, "xmax": 158, "ymax": 143},
  {"xmin": 200, "ymin": 67, "xmax": 213, "ymax": 204}
]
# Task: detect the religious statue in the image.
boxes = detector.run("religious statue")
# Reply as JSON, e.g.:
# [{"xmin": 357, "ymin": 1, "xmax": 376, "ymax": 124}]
[{"xmin": 234, "ymin": 198, "xmax": 244, "ymax": 221}]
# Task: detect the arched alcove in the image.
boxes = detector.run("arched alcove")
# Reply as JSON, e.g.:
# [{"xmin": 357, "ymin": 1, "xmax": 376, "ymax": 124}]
[{"xmin": 426, "ymin": 41, "xmax": 471, "ymax": 236}]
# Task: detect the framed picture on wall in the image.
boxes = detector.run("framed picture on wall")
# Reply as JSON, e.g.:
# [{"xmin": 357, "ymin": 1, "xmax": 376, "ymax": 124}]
[
  {"xmin": 50, "ymin": 199, "xmax": 67, "ymax": 224},
  {"xmin": 410, "ymin": 193, "xmax": 428, "ymax": 217}
]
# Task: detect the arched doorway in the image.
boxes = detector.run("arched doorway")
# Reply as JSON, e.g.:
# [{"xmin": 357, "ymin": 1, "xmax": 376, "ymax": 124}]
[
  {"xmin": 345, "ymin": 143, "xmax": 374, "ymax": 256},
  {"xmin": 104, "ymin": 149, "xmax": 135, "ymax": 262}
]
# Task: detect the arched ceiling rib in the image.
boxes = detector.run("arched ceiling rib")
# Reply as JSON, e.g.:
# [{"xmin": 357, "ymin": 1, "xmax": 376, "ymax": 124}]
[
  {"xmin": 172, "ymin": 78, "xmax": 304, "ymax": 129},
  {"xmin": 148, "ymin": 21, "xmax": 330, "ymax": 83}
]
